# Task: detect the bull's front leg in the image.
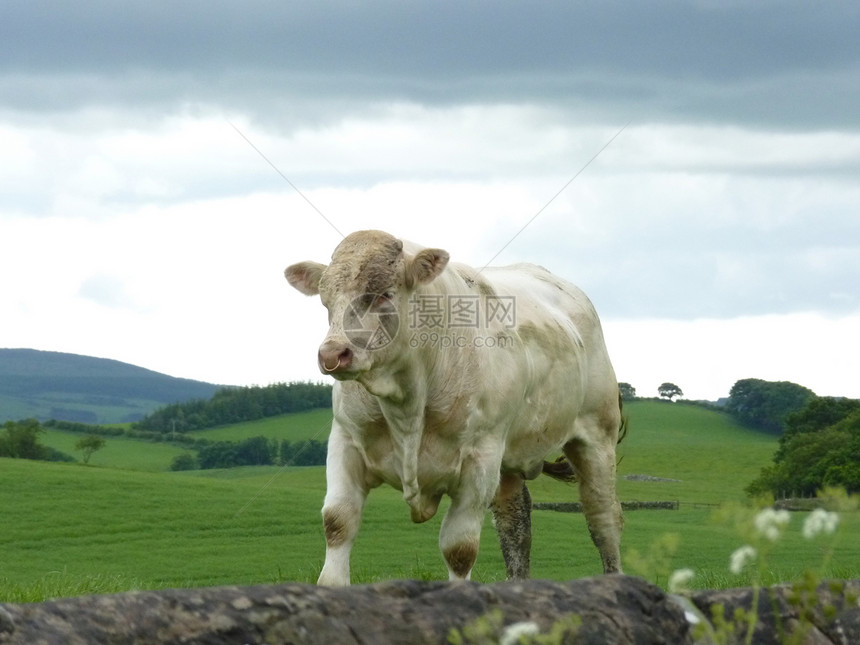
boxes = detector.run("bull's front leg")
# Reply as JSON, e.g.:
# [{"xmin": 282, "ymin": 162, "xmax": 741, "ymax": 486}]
[
  {"xmin": 379, "ymin": 395, "xmax": 440, "ymax": 523},
  {"xmin": 439, "ymin": 495, "xmax": 484, "ymax": 581},
  {"xmin": 317, "ymin": 425, "xmax": 369, "ymax": 587},
  {"xmin": 439, "ymin": 443, "xmax": 503, "ymax": 581}
]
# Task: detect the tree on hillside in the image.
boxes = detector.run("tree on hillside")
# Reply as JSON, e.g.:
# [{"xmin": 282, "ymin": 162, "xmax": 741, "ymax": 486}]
[
  {"xmin": 197, "ymin": 442, "xmax": 241, "ymax": 470},
  {"xmin": 0, "ymin": 419, "xmax": 74, "ymax": 462},
  {"xmin": 746, "ymin": 399, "xmax": 860, "ymax": 497},
  {"xmin": 725, "ymin": 378, "xmax": 816, "ymax": 434},
  {"xmin": 618, "ymin": 382, "xmax": 637, "ymax": 401},
  {"xmin": 779, "ymin": 396, "xmax": 860, "ymax": 446},
  {"xmin": 75, "ymin": 434, "xmax": 106, "ymax": 464},
  {"xmin": 777, "ymin": 396, "xmax": 860, "ymax": 458},
  {"xmin": 658, "ymin": 382, "xmax": 683, "ymax": 402},
  {"xmin": 235, "ymin": 436, "xmax": 277, "ymax": 466},
  {"xmin": 135, "ymin": 381, "xmax": 333, "ymax": 432},
  {"xmin": 0, "ymin": 419, "xmax": 46, "ymax": 459},
  {"xmin": 281, "ymin": 439, "xmax": 328, "ymax": 466},
  {"xmin": 195, "ymin": 436, "xmax": 279, "ymax": 469},
  {"xmin": 170, "ymin": 453, "xmax": 199, "ymax": 471}
]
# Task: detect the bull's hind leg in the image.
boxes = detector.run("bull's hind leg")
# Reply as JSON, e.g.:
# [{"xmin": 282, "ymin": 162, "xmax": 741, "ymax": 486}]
[
  {"xmin": 490, "ymin": 473, "xmax": 532, "ymax": 580},
  {"xmin": 564, "ymin": 419, "xmax": 624, "ymax": 574}
]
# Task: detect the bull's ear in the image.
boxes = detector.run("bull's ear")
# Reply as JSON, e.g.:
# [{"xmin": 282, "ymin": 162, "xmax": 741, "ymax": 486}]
[
  {"xmin": 284, "ymin": 261, "xmax": 326, "ymax": 295},
  {"xmin": 407, "ymin": 248, "xmax": 449, "ymax": 287}
]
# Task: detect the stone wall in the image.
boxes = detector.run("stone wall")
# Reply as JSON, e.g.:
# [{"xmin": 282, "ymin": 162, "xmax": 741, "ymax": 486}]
[
  {"xmin": 533, "ymin": 500, "xmax": 680, "ymax": 512},
  {"xmin": 1, "ymin": 575, "xmax": 858, "ymax": 644}
]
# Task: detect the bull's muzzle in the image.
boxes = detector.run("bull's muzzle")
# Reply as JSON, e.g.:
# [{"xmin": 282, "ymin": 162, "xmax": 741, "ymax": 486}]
[{"xmin": 318, "ymin": 340, "xmax": 353, "ymax": 374}]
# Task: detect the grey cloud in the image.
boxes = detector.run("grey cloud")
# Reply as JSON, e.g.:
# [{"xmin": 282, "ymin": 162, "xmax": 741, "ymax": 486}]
[
  {"xmin": 475, "ymin": 203, "xmax": 860, "ymax": 320},
  {"xmin": 4, "ymin": 1, "xmax": 859, "ymax": 323},
  {"xmin": 5, "ymin": 2, "xmax": 855, "ymax": 79},
  {"xmin": 2, "ymin": 1, "xmax": 859, "ymax": 129}
]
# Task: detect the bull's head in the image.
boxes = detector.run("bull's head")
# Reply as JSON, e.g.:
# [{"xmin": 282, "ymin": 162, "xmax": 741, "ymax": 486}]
[{"xmin": 285, "ymin": 230, "xmax": 449, "ymax": 380}]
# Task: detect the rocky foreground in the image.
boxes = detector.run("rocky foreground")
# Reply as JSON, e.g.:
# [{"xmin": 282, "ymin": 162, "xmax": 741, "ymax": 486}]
[{"xmin": 1, "ymin": 575, "xmax": 858, "ymax": 644}]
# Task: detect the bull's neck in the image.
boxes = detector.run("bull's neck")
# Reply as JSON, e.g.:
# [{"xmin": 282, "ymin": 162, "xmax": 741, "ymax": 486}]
[{"xmin": 357, "ymin": 358, "xmax": 424, "ymax": 405}]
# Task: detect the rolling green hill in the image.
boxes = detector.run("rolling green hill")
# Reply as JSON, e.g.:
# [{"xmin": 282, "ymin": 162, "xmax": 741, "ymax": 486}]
[
  {"xmin": 617, "ymin": 400, "xmax": 778, "ymax": 504},
  {"xmin": 39, "ymin": 430, "xmax": 190, "ymax": 472},
  {"xmin": 41, "ymin": 401, "xmax": 770, "ymax": 486},
  {"xmin": 188, "ymin": 409, "xmax": 333, "ymax": 443},
  {"xmin": 0, "ymin": 348, "xmax": 222, "ymax": 424},
  {"xmin": 4, "ymin": 401, "xmax": 858, "ymax": 602},
  {"xmin": 38, "ymin": 409, "xmax": 334, "ymax": 471}
]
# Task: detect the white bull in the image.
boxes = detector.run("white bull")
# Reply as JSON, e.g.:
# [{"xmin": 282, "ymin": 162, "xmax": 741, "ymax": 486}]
[{"xmin": 285, "ymin": 230, "xmax": 624, "ymax": 585}]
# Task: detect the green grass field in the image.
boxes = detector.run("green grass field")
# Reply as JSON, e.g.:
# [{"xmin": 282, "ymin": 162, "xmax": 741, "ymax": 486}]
[{"xmin": 3, "ymin": 401, "xmax": 858, "ymax": 602}]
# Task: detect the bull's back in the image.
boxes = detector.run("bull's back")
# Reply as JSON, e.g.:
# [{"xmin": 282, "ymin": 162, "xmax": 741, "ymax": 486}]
[{"xmin": 478, "ymin": 264, "xmax": 618, "ymax": 466}]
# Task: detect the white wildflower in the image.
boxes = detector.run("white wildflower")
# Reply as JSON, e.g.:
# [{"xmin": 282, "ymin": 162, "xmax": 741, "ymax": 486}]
[
  {"xmin": 753, "ymin": 508, "xmax": 791, "ymax": 542},
  {"xmin": 668, "ymin": 568, "xmax": 695, "ymax": 593},
  {"xmin": 500, "ymin": 621, "xmax": 540, "ymax": 645},
  {"xmin": 802, "ymin": 508, "xmax": 840, "ymax": 539},
  {"xmin": 729, "ymin": 545, "xmax": 757, "ymax": 575}
]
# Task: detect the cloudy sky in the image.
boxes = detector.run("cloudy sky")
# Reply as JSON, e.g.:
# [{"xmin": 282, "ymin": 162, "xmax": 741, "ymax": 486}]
[{"xmin": 2, "ymin": 1, "xmax": 859, "ymax": 401}]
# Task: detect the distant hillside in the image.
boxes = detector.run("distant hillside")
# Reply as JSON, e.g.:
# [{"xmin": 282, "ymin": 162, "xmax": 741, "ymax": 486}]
[{"xmin": 0, "ymin": 349, "xmax": 223, "ymax": 424}]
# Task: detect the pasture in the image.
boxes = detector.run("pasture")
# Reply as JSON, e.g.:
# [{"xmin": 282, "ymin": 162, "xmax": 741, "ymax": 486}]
[{"xmin": 3, "ymin": 401, "xmax": 859, "ymax": 602}]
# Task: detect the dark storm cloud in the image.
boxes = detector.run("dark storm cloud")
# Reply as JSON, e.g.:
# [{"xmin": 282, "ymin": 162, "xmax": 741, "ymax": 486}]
[{"xmin": 2, "ymin": 0, "xmax": 859, "ymax": 128}]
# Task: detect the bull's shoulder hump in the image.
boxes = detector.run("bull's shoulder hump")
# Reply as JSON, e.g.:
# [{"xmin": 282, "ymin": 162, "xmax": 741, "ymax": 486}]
[
  {"xmin": 439, "ymin": 261, "xmax": 589, "ymax": 304},
  {"xmin": 485, "ymin": 263, "xmax": 584, "ymax": 293},
  {"xmin": 485, "ymin": 262, "xmax": 565, "ymax": 281}
]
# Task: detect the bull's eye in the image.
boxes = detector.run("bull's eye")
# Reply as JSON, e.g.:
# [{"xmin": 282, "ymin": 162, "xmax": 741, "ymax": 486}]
[{"xmin": 372, "ymin": 292, "xmax": 395, "ymax": 311}]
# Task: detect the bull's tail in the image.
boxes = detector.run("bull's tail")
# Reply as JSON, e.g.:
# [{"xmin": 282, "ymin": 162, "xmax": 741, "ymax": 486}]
[
  {"xmin": 542, "ymin": 455, "xmax": 577, "ymax": 483},
  {"xmin": 617, "ymin": 391, "xmax": 629, "ymax": 444},
  {"xmin": 541, "ymin": 390, "xmax": 629, "ymax": 484}
]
